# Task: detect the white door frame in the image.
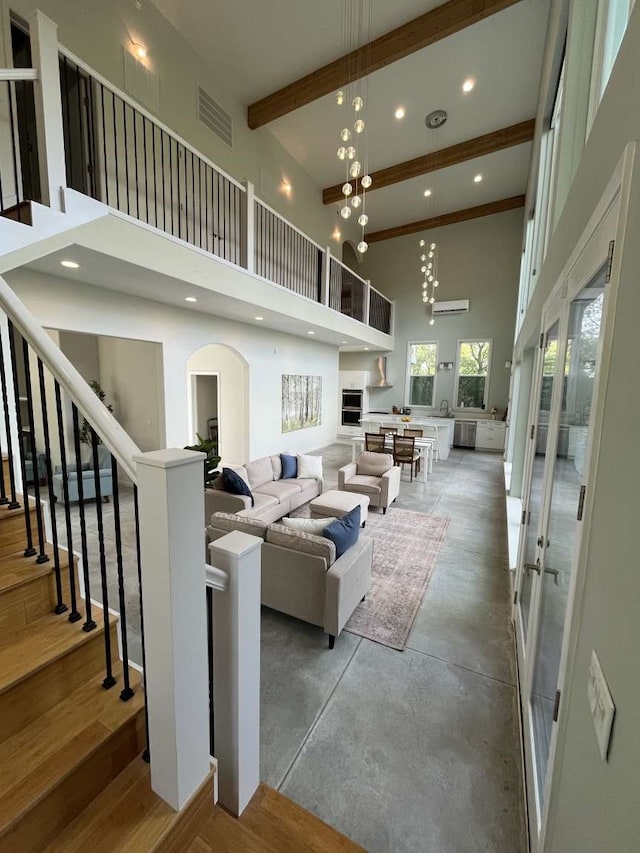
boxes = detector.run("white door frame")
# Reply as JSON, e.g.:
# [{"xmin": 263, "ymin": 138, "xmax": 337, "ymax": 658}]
[{"xmin": 516, "ymin": 144, "xmax": 635, "ymax": 853}]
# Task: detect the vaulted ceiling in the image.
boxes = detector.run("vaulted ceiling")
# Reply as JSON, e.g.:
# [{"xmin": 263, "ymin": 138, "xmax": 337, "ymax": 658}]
[{"xmin": 151, "ymin": 0, "xmax": 550, "ymax": 241}]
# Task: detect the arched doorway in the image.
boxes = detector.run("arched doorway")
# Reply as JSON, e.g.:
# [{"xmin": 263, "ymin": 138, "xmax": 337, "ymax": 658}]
[{"xmin": 187, "ymin": 343, "xmax": 249, "ymax": 464}]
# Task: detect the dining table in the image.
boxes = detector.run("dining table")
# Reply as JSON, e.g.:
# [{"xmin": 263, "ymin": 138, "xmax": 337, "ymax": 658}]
[{"xmin": 350, "ymin": 434, "xmax": 435, "ymax": 480}]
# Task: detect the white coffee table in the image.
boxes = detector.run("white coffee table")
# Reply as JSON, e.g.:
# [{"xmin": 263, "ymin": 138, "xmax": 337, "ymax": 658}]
[{"xmin": 309, "ymin": 489, "xmax": 369, "ymax": 526}]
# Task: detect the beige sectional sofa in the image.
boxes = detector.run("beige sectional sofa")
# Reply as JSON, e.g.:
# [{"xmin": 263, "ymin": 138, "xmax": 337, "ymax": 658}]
[
  {"xmin": 207, "ymin": 511, "xmax": 373, "ymax": 648},
  {"xmin": 205, "ymin": 454, "xmax": 322, "ymax": 524}
]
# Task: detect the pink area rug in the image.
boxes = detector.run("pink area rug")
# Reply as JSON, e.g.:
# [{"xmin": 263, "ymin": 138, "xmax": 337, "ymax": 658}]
[{"xmin": 346, "ymin": 508, "xmax": 449, "ymax": 650}]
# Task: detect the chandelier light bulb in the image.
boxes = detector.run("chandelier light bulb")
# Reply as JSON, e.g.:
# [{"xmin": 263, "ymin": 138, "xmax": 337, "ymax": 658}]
[
  {"xmin": 346, "ymin": 146, "xmax": 356, "ymax": 160},
  {"xmin": 429, "ymin": 296, "xmax": 435, "ymax": 304},
  {"xmin": 421, "ymin": 265, "xmax": 427, "ymax": 273},
  {"xmin": 351, "ymin": 195, "xmax": 362, "ymax": 208},
  {"xmin": 352, "ymin": 96, "xmax": 364, "ymax": 112},
  {"xmin": 428, "ymin": 275, "xmax": 434, "ymax": 282},
  {"xmin": 419, "ymin": 239, "xmax": 425, "ymax": 247},
  {"xmin": 358, "ymin": 213, "xmax": 369, "ymax": 226},
  {"xmin": 337, "ymin": 146, "xmax": 347, "ymax": 160},
  {"xmin": 354, "ymin": 119, "xmax": 365, "ymax": 134},
  {"xmin": 340, "ymin": 205, "xmax": 352, "ymax": 219},
  {"xmin": 336, "ymin": 90, "xmax": 345, "ymax": 106},
  {"xmin": 429, "ymin": 317, "xmax": 435, "ymax": 326},
  {"xmin": 434, "ymin": 280, "xmax": 439, "ymax": 287},
  {"xmin": 340, "ymin": 127, "xmax": 352, "ymax": 142},
  {"xmin": 349, "ymin": 160, "xmax": 362, "ymax": 178},
  {"xmin": 357, "ymin": 240, "xmax": 368, "ymax": 254},
  {"xmin": 420, "ymin": 254, "xmax": 426, "ymax": 261},
  {"xmin": 430, "ymin": 242, "xmax": 436, "ymax": 250},
  {"xmin": 428, "ymin": 251, "xmax": 434, "ymax": 258},
  {"xmin": 342, "ymin": 182, "xmax": 353, "ymax": 196},
  {"xmin": 360, "ymin": 174, "xmax": 372, "ymax": 189},
  {"xmin": 422, "ymin": 295, "xmax": 428, "ymax": 303},
  {"xmin": 422, "ymin": 282, "xmax": 428, "ymax": 289}
]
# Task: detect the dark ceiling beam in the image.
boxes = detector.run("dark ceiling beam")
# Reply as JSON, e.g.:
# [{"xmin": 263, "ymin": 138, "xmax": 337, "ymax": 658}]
[
  {"xmin": 247, "ymin": 0, "xmax": 524, "ymax": 129},
  {"xmin": 366, "ymin": 194, "xmax": 525, "ymax": 242},
  {"xmin": 323, "ymin": 119, "xmax": 535, "ymax": 204}
]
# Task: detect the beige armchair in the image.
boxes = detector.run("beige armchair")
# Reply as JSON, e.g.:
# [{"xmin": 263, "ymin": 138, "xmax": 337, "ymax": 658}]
[{"xmin": 337, "ymin": 450, "xmax": 401, "ymax": 514}]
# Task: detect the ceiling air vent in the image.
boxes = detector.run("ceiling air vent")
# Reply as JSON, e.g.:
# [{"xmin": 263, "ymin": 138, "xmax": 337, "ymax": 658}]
[
  {"xmin": 197, "ymin": 86, "xmax": 232, "ymax": 148},
  {"xmin": 432, "ymin": 299, "xmax": 470, "ymax": 316}
]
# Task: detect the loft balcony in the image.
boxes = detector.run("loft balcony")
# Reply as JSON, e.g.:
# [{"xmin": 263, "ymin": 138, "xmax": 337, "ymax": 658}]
[{"xmin": 0, "ymin": 20, "xmax": 393, "ymax": 350}]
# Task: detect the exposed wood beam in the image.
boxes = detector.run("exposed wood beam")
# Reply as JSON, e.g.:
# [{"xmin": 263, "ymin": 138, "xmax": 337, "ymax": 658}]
[
  {"xmin": 323, "ymin": 119, "xmax": 534, "ymax": 204},
  {"xmin": 247, "ymin": 0, "xmax": 524, "ymax": 129},
  {"xmin": 366, "ymin": 195, "xmax": 525, "ymax": 242}
]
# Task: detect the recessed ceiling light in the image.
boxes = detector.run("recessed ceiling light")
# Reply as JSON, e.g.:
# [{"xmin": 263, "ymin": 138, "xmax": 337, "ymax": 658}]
[
  {"xmin": 423, "ymin": 189, "xmax": 432, "ymax": 197},
  {"xmin": 462, "ymin": 78, "xmax": 475, "ymax": 93},
  {"xmin": 474, "ymin": 174, "xmax": 483, "ymax": 183},
  {"xmin": 254, "ymin": 316, "xmax": 264, "ymax": 321},
  {"xmin": 394, "ymin": 106, "xmax": 405, "ymax": 120},
  {"xmin": 185, "ymin": 296, "xmax": 197, "ymax": 302},
  {"xmin": 60, "ymin": 260, "xmax": 79, "ymax": 269},
  {"xmin": 364, "ymin": 347, "xmax": 370, "ymax": 351},
  {"xmin": 340, "ymin": 341, "xmax": 348, "ymax": 344},
  {"xmin": 307, "ymin": 330, "xmax": 315, "ymax": 335}
]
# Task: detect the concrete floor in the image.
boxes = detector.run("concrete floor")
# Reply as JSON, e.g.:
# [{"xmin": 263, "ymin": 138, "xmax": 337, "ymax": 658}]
[{"xmin": 260, "ymin": 443, "xmax": 526, "ymax": 853}]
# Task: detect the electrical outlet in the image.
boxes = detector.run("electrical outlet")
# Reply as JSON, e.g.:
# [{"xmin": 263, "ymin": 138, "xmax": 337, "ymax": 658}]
[{"xmin": 587, "ymin": 650, "xmax": 615, "ymax": 761}]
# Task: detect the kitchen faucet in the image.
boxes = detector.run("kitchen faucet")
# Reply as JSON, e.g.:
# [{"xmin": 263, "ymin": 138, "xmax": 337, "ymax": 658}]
[{"xmin": 439, "ymin": 399, "xmax": 450, "ymax": 416}]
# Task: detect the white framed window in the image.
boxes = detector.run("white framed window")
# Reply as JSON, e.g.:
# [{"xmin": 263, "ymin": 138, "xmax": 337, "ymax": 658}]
[
  {"xmin": 454, "ymin": 339, "xmax": 492, "ymax": 410},
  {"xmin": 406, "ymin": 341, "xmax": 438, "ymax": 407},
  {"xmin": 587, "ymin": 0, "xmax": 633, "ymax": 136}
]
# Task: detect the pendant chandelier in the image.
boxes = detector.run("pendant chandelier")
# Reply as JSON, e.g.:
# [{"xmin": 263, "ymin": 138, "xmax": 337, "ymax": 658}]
[
  {"xmin": 419, "ymin": 238, "xmax": 439, "ymax": 326},
  {"xmin": 334, "ymin": 0, "xmax": 372, "ymax": 254}
]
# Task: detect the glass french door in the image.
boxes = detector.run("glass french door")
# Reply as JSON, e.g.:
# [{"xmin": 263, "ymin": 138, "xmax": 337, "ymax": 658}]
[{"xmin": 517, "ymin": 261, "xmax": 608, "ymax": 847}]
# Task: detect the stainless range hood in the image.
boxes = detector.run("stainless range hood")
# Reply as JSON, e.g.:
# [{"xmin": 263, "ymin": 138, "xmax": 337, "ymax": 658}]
[{"xmin": 368, "ymin": 356, "xmax": 393, "ymax": 388}]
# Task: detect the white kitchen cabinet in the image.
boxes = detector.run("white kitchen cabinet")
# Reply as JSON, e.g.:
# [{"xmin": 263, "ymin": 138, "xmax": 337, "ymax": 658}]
[
  {"xmin": 475, "ymin": 420, "xmax": 506, "ymax": 451},
  {"xmin": 339, "ymin": 371, "xmax": 370, "ymax": 390}
]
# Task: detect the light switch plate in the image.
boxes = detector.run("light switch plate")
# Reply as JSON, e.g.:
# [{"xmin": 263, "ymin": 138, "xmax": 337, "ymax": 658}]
[{"xmin": 587, "ymin": 650, "xmax": 615, "ymax": 761}]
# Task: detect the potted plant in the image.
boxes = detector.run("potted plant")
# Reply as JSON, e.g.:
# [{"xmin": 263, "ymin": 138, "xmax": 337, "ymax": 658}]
[
  {"xmin": 184, "ymin": 433, "xmax": 221, "ymax": 488},
  {"xmin": 79, "ymin": 380, "xmax": 114, "ymax": 445}
]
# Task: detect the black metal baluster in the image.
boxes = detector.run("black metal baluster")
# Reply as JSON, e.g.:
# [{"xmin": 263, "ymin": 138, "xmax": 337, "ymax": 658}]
[
  {"xmin": 112, "ymin": 91, "xmax": 120, "ymax": 210},
  {"xmin": 207, "ymin": 584, "xmax": 214, "ymax": 755},
  {"xmin": 85, "ymin": 73, "xmax": 98, "ymax": 200},
  {"xmin": 142, "ymin": 115, "xmax": 148, "ymax": 224},
  {"xmin": 168, "ymin": 134, "xmax": 173, "ymax": 236},
  {"xmin": 75, "ymin": 61, "xmax": 88, "ymax": 195},
  {"xmin": 191, "ymin": 151, "xmax": 195, "ymax": 246},
  {"xmin": 100, "ymin": 85, "xmax": 109, "ymax": 206},
  {"xmin": 0, "ymin": 327, "xmax": 19, "ymax": 509},
  {"xmin": 110, "ymin": 457, "xmax": 133, "ymax": 701},
  {"xmin": 7, "ymin": 81, "xmax": 21, "ymax": 207},
  {"xmin": 37, "ymin": 359, "xmax": 66, "ymax": 613},
  {"xmin": 122, "ymin": 101, "xmax": 130, "ymax": 215},
  {"xmin": 0, "ymin": 422, "xmax": 7, "ymax": 506},
  {"xmin": 177, "ymin": 143, "xmax": 182, "ymax": 240},
  {"xmin": 21, "ymin": 339, "xmax": 48, "ymax": 564},
  {"xmin": 205, "ymin": 164, "xmax": 209, "ymax": 252},
  {"xmin": 151, "ymin": 122, "xmax": 158, "ymax": 228},
  {"xmin": 90, "ymin": 429, "xmax": 115, "ymax": 688},
  {"xmin": 54, "ymin": 382, "xmax": 81, "ymax": 623},
  {"xmin": 133, "ymin": 486, "xmax": 150, "ymax": 762},
  {"xmin": 133, "ymin": 109, "xmax": 140, "ymax": 220},
  {"xmin": 71, "ymin": 403, "xmax": 96, "ymax": 631},
  {"xmin": 7, "ymin": 322, "xmax": 35, "ymax": 554},
  {"xmin": 61, "ymin": 57, "xmax": 73, "ymax": 189}
]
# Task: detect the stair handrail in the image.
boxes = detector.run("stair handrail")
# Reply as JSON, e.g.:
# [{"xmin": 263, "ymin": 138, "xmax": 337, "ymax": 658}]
[{"xmin": 0, "ymin": 274, "xmax": 140, "ymax": 482}]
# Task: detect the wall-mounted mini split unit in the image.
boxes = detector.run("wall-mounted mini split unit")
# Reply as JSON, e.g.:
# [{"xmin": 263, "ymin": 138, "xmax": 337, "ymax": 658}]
[{"xmin": 432, "ymin": 299, "xmax": 470, "ymax": 316}]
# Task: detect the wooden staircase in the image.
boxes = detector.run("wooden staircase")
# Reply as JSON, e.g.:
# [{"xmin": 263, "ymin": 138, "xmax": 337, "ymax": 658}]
[{"xmin": 0, "ymin": 481, "xmax": 365, "ymax": 852}]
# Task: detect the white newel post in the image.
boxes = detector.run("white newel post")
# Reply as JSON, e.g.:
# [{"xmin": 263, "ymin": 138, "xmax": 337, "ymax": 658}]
[
  {"xmin": 364, "ymin": 279, "xmax": 371, "ymax": 326},
  {"xmin": 134, "ymin": 448, "xmax": 211, "ymax": 811},
  {"xmin": 322, "ymin": 246, "xmax": 331, "ymax": 307},
  {"xmin": 242, "ymin": 180, "xmax": 255, "ymax": 273},
  {"xmin": 28, "ymin": 11, "xmax": 66, "ymax": 211},
  {"xmin": 209, "ymin": 531, "xmax": 261, "ymax": 817}
]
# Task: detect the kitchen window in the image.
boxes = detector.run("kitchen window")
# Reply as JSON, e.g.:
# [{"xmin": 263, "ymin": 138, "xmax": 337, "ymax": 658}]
[
  {"xmin": 407, "ymin": 342, "xmax": 437, "ymax": 407},
  {"xmin": 455, "ymin": 339, "xmax": 491, "ymax": 410}
]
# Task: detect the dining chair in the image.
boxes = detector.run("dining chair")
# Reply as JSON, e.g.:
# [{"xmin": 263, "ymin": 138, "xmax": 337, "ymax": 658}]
[
  {"xmin": 365, "ymin": 432, "xmax": 387, "ymax": 453},
  {"xmin": 379, "ymin": 425, "xmax": 398, "ymax": 435},
  {"xmin": 392, "ymin": 435, "xmax": 420, "ymax": 482},
  {"xmin": 403, "ymin": 427, "xmax": 423, "ymax": 473},
  {"xmin": 421, "ymin": 424, "xmax": 441, "ymax": 460}
]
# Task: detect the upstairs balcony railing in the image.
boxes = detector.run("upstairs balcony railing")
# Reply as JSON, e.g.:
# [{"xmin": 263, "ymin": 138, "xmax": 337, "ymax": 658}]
[{"xmin": 0, "ymin": 35, "xmax": 393, "ymax": 336}]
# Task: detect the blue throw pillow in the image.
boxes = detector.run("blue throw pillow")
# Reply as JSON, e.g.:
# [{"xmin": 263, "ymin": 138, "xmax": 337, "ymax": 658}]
[
  {"xmin": 222, "ymin": 468, "xmax": 254, "ymax": 506},
  {"xmin": 280, "ymin": 453, "xmax": 297, "ymax": 479},
  {"xmin": 323, "ymin": 505, "xmax": 360, "ymax": 558}
]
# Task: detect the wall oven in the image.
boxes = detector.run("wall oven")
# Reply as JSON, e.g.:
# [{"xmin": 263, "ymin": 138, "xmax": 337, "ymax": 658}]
[{"xmin": 341, "ymin": 388, "xmax": 363, "ymax": 427}]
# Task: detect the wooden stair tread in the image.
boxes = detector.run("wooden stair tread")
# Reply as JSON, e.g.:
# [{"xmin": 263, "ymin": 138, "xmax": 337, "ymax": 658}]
[
  {"xmin": 0, "ymin": 662, "xmax": 144, "ymax": 834},
  {"xmin": 42, "ymin": 758, "xmax": 176, "ymax": 853},
  {"xmin": 0, "ymin": 660, "xmax": 142, "ymax": 797},
  {"xmin": 239, "ymin": 784, "xmax": 367, "ymax": 853},
  {"xmin": 0, "ymin": 499, "xmax": 36, "ymax": 520},
  {"xmin": 0, "ymin": 610, "xmax": 116, "ymax": 694},
  {"xmin": 0, "ymin": 544, "xmax": 70, "ymax": 594}
]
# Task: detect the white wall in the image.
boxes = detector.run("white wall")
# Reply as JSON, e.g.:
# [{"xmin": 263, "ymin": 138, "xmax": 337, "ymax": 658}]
[
  {"xmin": 342, "ymin": 209, "xmax": 523, "ymax": 416},
  {"xmin": 7, "ymin": 269, "xmax": 340, "ymax": 463},
  {"xmin": 98, "ymin": 335, "xmax": 164, "ymax": 452},
  {"xmin": 0, "ymin": 0, "xmax": 357, "ymax": 251},
  {"xmin": 512, "ymin": 6, "xmax": 640, "ymax": 852}
]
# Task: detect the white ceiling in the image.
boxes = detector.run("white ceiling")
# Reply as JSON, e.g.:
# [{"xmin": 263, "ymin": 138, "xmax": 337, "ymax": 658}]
[{"xmin": 150, "ymin": 0, "xmax": 550, "ymax": 235}]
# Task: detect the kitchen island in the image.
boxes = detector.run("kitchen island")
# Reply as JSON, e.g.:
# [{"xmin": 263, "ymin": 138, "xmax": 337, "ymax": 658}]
[{"xmin": 360, "ymin": 414, "xmax": 454, "ymax": 460}]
